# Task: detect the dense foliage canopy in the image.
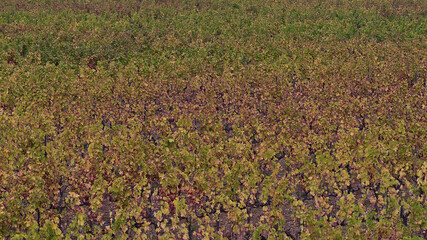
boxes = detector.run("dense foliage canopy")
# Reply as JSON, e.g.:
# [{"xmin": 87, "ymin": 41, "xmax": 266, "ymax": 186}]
[{"xmin": 0, "ymin": 0, "xmax": 425, "ymax": 239}]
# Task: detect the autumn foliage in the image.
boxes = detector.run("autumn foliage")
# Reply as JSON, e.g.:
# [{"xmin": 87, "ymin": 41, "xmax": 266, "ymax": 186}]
[{"xmin": 0, "ymin": 0, "xmax": 426, "ymax": 239}]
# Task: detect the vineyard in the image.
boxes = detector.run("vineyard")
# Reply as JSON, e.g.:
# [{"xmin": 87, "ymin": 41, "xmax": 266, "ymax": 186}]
[{"xmin": 0, "ymin": 0, "xmax": 426, "ymax": 239}]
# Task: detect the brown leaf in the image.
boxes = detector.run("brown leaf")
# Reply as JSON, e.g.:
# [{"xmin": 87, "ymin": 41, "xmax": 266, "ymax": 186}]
[
  {"xmin": 7, "ymin": 52, "xmax": 17, "ymax": 65},
  {"xmin": 87, "ymin": 57, "xmax": 97, "ymax": 71}
]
